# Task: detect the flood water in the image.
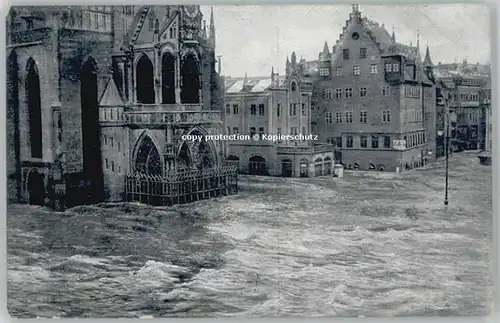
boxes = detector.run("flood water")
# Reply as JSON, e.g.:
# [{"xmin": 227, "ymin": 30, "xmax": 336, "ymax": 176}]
[{"xmin": 7, "ymin": 153, "xmax": 493, "ymax": 318}]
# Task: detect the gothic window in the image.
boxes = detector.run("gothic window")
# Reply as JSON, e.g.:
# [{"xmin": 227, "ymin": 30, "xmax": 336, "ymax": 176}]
[
  {"xmin": 148, "ymin": 18, "xmax": 154, "ymax": 31},
  {"xmin": 161, "ymin": 53, "xmax": 176, "ymax": 104},
  {"xmin": 136, "ymin": 54, "xmax": 155, "ymax": 104},
  {"xmin": 291, "ymin": 81, "xmax": 297, "ymax": 92},
  {"xmin": 180, "ymin": 54, "xmax": 200, "ymax": 104},
  {"xmin": 134, "ymin": 135, "xmax": 162, "ymax": 175},
  {"xmin": 26, "ymin": 58, "xmax": 43, "ymax": 158}
]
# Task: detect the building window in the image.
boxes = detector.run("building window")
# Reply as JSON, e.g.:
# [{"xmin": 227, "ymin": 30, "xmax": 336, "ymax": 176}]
[
  {"xmin": 382, "ymin": 110, "xmax": 391, "ymax": 123},
  {"xmin": 345, "ymin": 111, "xmax": 353, "ymax": 123},
  {"xmin": 335, "ymin": 88, "xmax": 342, "ymax": 99},
  {"xmin": 346, "ymin": 136, "xmax": 353, "ymax": 148},
  {"xmin": 392, "ymin": 63, "xmax": 400, "ymax": 72},
  {"xmin": 259, "ymin": 104, "xmax": 265, "ymax": 116},
  {"xmin": 110, "ymin": 137, "xmax": 114, "ymax": 147},
  {"xmin": 233, "ymin": 104, "xmax": 239, "ymax": 114},
  {"xmin": 385, "ymin": 63, "xmax": 392, "ymax": 72},
  {"xmin": 360, "ymin": 111, "xmax": 367, "ymax": 123},
  {"xmin": 289, "ymin": 103, "xmax": 297, "ymax": 116},
  {"xmin": 343, "ymin": 49, "xmax": 350, "ymax": 60},
  {"xmin": 325, "ymin": 112, "xmax": 333, "ymax": 124},
  {"xmin": 370, "ymin": 64, "xmax": 378, "ymax": 74},
  {"xmin": 301, "ymin": 103, "xmax": 306, "ymax": 116},
  {"xmin": 250, "ymin": 104, "xmax": 257, "ymax": 115},
  {"xmin": 336, "ymin": 112, "xmax": 342, "ymax": 123},
  {"xmin": 259, "ymin": 127, "xmax": 265, "ymax": 138},
  {"xmin": 277, "ymin": 128, "xmax": 282, "ymax": 135},
  {"xmin": 302, "ymin": 126, "xmax": 306, "ymax": 135},
  {"xmin": 344, "ymin": 88, "xmax": 353, "ymax": 98},
  {"xmin": 291, "ymin": 82, "xmax": 297, "ymax": 92},
  {"xmin": 372, "ymin": 136, "xmax": 379, "ymax": 148},
  {"xmin": 360, "ymin": 48, "xmax": 367, "ymax": 58},
  {"xmin": 336, "ymin": 68, "xmax": 343, "ymax": 76},
  {"xmin": 118, "ymin": 142, "xmax": 120, "ymax": 152},
  {"xmin": 384, "ymin": 136, "xmax": 391, "ymax": 148},
  {"xmin": 111, "ymin": 161, "xmax": 115, "ymax": 172},
  {"xmin": 277, "ymin": 103, "xmax": 281, "ymax": 117},
  {"xmin": 250, "ymin": 127, "xmax": 256, "ymax": 136},
  {"xmin": 353, "ymin": 65, "xmax": 360, "ymax": 76},
  {"xmin": 382, "ymin": 86, "xmax": 390, "ymax": 96},
  {"xmin": 225, "ymin": 104, "xmax": 231, "ymax": 114},
  {"xmin": 324, "ymin": 88, "xmax": 333, "ymax": 99},
  {"xmin": 360, "ymin": 87, "xmax": 367, "ymax": 97},
  {"xmin": 149, "ymin": 18, "xmax": 154, "ymax": 31},
  {"xmin": 232, "ymin": 127, "xmax": 239, "ymax": 134},
  {"xmin": 360, "ymin": 136, "xmax": 367, "ymax": 148},
  {"xmin": 319, "ymin": 67, "xmax": 330, "ymax": 76},
  {"xmin": 105, "ymin": 158, "xmax": 108, "ymax": 169},
  {"xmin": 336, "ymin": 136, "xmax": 343, "ymax": 148},
  {"xmin": 291, "ymin": 127, "xmax": 298, "ymax": 135}
]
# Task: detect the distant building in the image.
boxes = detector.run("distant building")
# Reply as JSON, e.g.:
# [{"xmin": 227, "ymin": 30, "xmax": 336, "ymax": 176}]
[
  {"xmin": 223, "ymin": 54, "xmax": 334, "ymax": 178},
  {"xmin": 434, "ymin": 80, "xmax": 458, "ymax": 158},
  {"xmin": 310, "ymin": 5, "xmax": 437, "ymax": 172},
  {"xmin": 478, "ymin": 78, "xmax": 492, "ymax": 165},
  {"xmin": 434, "ymin": 60, "xmax": 491, "ymax": 152}
]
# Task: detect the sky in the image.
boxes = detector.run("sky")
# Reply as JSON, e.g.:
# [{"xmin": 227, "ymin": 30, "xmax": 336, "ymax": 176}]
[{"xmin": 200, "ymin": 4, "xmax": 491, "ymax": 77}]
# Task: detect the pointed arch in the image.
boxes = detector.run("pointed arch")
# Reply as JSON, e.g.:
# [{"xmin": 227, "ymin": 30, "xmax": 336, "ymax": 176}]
[
  {"xmin": 161, "ymin": 52, "xmax": 176, "ymax": 104},
  {"xmin": 25, "ymin": 57, "xmax": 43, "ymax": 158},
  {"xmin": 186, "ymin": 126, "xmax": 219, "ymax": 168},
  {"xmin": 180, "ymin": 53, "xmax": 200, "ymax": 104},
  {"xmin": 26, "ymin": 168, "xmax": 45, "ymax": 206},
  {"xmin": 177, "ymin": 141, "xmax": 192, "ymax": 171},
  {"xmin": 80, "ymin": 56, "xmax": 104, "ymax": 201},
  {"xmin": 132, "ymin": 131, "xmax": 163, "ymax": 175},
  {"xmin": 136, "ymin": 53, "xmax": 155, "ymax": 104}
]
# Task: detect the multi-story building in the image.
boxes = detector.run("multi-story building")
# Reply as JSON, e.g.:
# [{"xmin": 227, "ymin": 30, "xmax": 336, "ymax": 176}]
[
  {"xmin": 478, "ymin": 79, "xmax": 492, "ymax": 165},
  {"xmin": 7, "ymin": 5, "xmax": 236, "ymax": 208},
  {"xmin": 223, "ymin": 53, "xmax": 334, "ymax": 177},
  {"xmin": 311, "ymin": 5, "xmax": 436, "ymax": 172},
  {"xmin": 434, "ymin": 60, "xmax": 491, "ymax": 152},
  {"xmin": 435, "ymin": 80, "xmax": 458, "ymax": 157}
]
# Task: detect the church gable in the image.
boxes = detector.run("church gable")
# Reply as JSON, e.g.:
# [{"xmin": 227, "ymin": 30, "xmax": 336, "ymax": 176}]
[
  {"xmin": 159, "ymin": 13, "xmax": 180, "ymax": 46},
  {"xmin": 99, "ymin": 78, "xmax": 125, "ymax": 107}
]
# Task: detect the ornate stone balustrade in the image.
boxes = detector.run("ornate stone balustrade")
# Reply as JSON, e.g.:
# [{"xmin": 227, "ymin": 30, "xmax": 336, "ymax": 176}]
[{"xmin": 123, "ymin": 110, "xmax": 222, "ymax": 127}]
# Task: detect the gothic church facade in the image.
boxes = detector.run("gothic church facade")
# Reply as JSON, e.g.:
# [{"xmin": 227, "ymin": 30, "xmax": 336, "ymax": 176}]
[{"xmin": 7, "ymin": 5, "xmax": 226, "ymax": 207}]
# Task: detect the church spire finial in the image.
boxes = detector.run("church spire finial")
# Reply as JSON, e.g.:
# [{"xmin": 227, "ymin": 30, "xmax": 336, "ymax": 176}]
[
  {"xmin": 352, "ymin": 4, "xmax": 359, "ymax": 13},
  {"xmin": 416, "ymin": 29, "xmax": 420, "ymax": 50},
  {"xmin": 209, "ymin": 7, "xmax": 215, "ymax": 47},
  {"xmin": 391, "ymin": 25, "xmax": 396, "ymax": 42}
]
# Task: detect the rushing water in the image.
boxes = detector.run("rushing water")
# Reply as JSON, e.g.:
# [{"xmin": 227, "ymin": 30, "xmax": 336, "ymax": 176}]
[{"xmin": 7, "ymin": 153, "xmax": 493, "ymax": 318}]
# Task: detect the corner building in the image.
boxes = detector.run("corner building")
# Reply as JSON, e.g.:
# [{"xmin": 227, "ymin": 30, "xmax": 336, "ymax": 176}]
[
  {"xmin": 7, "ymin": 5, "xmax": 234, "ymax": 207},
  {"xmin": 223, "ymin": 54, "xmax": 334, "ymax": 177},
  {"xmin": 311, "ymin": 5, "xmax": 437, "ymax": 172}
]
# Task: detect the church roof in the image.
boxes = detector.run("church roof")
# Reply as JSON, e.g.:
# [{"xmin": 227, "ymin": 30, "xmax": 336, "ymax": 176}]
[
  {"xmin": 99, "ymin": 78, "xmax": 125, "ymax": 106},
  {"xmin": 225, "ymin": 75, "xmax": 286, "ymax": 93}
]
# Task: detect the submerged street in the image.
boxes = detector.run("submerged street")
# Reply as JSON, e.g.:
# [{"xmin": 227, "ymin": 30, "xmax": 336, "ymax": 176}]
[{"xmin": 7, "ymin": 153, "xmax": 493, "ymax": 318}]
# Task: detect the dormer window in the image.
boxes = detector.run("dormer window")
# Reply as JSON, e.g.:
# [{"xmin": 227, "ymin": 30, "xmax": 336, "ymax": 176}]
[
  {"xmin": 385, "ymin": 63, "xmax": 392, "ymax": 72},
  {"xmin": 392, "ymin": 63, "xmax": 400, "ymax": 72}
]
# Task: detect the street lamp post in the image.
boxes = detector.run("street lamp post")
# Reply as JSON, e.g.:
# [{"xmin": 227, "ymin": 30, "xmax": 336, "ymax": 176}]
[{"xmin": 439, "ymin": 110, "xmax": 450, "ymax": 206}]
